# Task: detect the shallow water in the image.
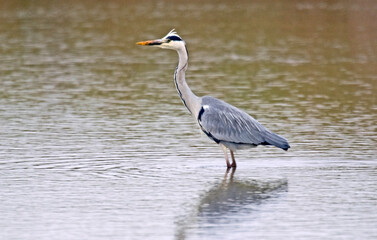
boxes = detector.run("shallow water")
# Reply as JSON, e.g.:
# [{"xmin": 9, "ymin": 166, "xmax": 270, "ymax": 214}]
[{"xmin": 0, "ymin": 0, "xmax": 376, "ymax": 239}]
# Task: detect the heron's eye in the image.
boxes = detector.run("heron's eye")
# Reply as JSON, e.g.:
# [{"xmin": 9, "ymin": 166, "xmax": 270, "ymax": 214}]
[{"xmin": 166, "ymin": 35, "xmax": 182, "ymax": 41}]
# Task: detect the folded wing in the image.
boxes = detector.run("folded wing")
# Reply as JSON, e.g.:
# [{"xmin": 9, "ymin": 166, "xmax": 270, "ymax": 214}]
[{"xmin": 198, "ymin": 96, "xmax": 290, "ymax": 150}]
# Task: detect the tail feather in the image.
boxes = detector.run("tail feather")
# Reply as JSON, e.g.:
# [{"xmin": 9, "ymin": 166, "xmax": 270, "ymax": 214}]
[{"xmin": 263, "ymin": 131, "xmax": 290, "ymax": 151}]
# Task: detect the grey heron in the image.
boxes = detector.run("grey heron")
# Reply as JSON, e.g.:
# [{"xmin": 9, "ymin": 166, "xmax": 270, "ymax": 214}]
[{"xmin": 137, "ymin": 30, "xmax": 290, "ymax": 168}]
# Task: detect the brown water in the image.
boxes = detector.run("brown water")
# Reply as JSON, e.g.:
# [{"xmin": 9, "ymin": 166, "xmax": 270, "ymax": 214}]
[{"xmin": 0, "ymin": 0, "xmax": 376, "ymax": 239}]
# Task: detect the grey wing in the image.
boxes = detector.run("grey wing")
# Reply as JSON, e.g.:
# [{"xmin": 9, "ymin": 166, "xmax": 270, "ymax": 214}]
[
  {"xmin": 198, "ymin": 96, "xmax": 266, "ymax": 145},
  {"xmin": 198, "ymin": 96, "xmax": 290, "ymax": 150}
]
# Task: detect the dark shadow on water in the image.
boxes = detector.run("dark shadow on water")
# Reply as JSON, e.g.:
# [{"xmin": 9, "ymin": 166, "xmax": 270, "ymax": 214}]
[{"xmin": 175, "ymin": 168, "xmax": 288, "ymax": 240}]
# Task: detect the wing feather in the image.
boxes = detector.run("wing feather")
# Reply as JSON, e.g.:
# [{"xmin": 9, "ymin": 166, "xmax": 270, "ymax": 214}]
[{"xmin": 199, "ymin": 96, "xmax": 266, "ymax": 145}]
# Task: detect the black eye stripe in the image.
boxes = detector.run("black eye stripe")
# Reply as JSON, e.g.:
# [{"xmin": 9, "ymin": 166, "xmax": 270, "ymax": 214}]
[{"xmin": 166, "ymin": 35, "xmax": 182, "ymax": 41}]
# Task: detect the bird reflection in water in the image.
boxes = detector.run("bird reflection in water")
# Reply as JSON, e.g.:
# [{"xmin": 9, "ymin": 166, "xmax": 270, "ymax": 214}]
[{"xmin": 175, "ymin": 169, "xmax": 288, "ymax": 239}]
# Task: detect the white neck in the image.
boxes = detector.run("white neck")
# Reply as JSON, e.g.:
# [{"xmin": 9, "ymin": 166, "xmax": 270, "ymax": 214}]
[{"xmin": 174, "ymin": 45, "xmax": 201, "ymax": 118}]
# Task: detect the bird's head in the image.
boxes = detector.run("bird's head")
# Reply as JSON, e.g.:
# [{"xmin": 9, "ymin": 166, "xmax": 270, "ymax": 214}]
[{"xmin": 137, "ymin": 29, "xmax": 185, "ymax": 51}]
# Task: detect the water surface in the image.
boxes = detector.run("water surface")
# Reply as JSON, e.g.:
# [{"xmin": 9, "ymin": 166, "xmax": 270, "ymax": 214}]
[{"xmin": 0, "ymin": 0, "xmax": 376, "ymax": 239}]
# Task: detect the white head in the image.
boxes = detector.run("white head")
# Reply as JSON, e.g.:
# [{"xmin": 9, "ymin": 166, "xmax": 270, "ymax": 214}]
[{"xmin": 137, "ymin": 29, "xmax": 185, "ymax": 51}]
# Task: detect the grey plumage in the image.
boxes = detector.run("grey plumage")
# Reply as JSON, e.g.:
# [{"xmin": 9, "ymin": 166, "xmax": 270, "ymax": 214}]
[
  {"xmin": 198, "ymin": 96, "xmax": 290, "ymax": 151},
  {"xmin": 137, "ymin": 30, "xmax": 290, "ymax": 168}
]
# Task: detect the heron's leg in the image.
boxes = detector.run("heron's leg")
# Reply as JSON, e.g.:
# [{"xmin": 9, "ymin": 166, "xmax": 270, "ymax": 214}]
[
  {"xmin": 230, "ymin": 150, "xmax": 237, "ymax": 168},
  {"xmin": 221, "ymin": 145, "xmax": 231, "ymax": 168},
  {"xmin": 223, "ymin": 167, "xmax": 236, "ymax": 184}
]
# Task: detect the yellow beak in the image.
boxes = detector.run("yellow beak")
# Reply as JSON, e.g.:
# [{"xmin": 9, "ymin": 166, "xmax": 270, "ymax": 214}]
[{"xmin": 136, "ymin": 39, "xmax": 163, "ymax": 46}]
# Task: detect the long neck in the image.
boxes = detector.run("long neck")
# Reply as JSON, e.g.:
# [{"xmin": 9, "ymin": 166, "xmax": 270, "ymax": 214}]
[{"xmin": 174, "ymin": 46, "xmax": 201, "ymax": 117}]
